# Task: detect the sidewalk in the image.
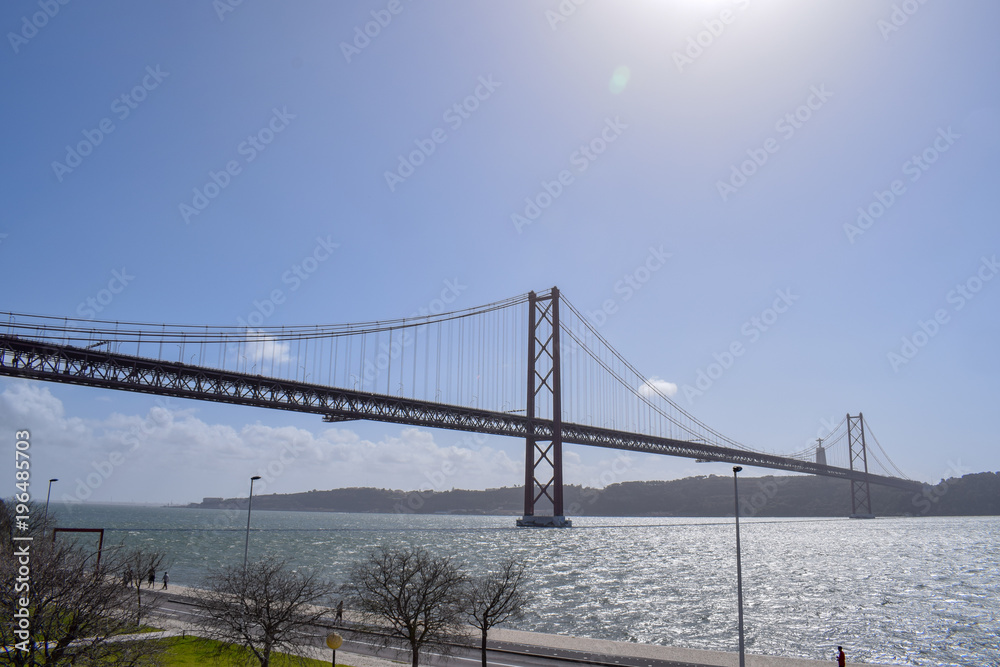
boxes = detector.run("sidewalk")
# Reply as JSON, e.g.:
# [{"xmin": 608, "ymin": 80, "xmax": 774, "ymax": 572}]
[
  {"xmin": 155, "ymin": 583, "xmax": 905, "ymax": 667},
  {"xmin": 488, "ymin": 626, "xmax": 898, "ymax": 667}
]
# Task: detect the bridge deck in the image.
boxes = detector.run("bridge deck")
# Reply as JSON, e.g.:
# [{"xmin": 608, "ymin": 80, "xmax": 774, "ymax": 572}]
[{"xmin": 0, "ymin": 335, "xmax": 923, "ymax": 492}]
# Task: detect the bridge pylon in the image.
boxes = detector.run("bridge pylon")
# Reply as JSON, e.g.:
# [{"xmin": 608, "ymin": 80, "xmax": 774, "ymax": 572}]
[
  {"xmin": 847, "ymin": 413, "xmax": 875, "ymax": 519},
  {"xmin": 517, "ymin": 288, "xmax": 571, "ymax": 528}
]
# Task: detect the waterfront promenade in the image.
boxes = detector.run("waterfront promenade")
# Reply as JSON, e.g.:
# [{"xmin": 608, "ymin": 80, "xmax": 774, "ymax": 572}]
[{"xmin": 151, "ymin": 584, "xmax": 907, "ymax": 667}]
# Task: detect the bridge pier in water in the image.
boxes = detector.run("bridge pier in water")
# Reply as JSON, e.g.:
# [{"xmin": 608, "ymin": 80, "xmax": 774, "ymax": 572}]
[{"xmin": 517, "ymin": 288, "xmax": 571, "ymax": 528}]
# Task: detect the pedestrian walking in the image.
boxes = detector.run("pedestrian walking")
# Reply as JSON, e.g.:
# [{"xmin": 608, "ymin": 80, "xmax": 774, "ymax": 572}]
[
  {"xmin": 336, "ymin": 600, "xmax": 344, "ymax": 625},
  {"xmin": 837, "ymin": 646, "xmax": 846, "ymax": 667},
  {"xmin": 147, "ymin": 568, "xmax": 155, "ymax": 588},
  {"xmin": 162, "ymin": 571, "xmax": 169, "ymax": 590}
]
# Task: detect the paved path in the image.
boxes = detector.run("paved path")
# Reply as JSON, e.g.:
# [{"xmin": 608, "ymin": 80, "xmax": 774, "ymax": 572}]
[{"xmin": 149, "ymin": 584, "xmax": 908, "ymax": 667}]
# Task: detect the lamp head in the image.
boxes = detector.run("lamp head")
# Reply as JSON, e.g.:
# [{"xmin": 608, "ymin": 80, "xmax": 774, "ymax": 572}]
[
  {"xmin": 733, "ymin": 466, "xmax": 743, "ymax": 473},
  {"xmin": 251, "ymin": 475, "xmax": 262, "ymax": 481},
  {"xmin": 49, "ymin": 478, "xmax": 59, "ymax": 483}
]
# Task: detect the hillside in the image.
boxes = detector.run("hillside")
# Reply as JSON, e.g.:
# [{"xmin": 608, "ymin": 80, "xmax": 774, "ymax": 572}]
[
  {"xmin": 188, "ymin": 472, "xmax": 1000, "ymax": 517},
  {"xmin": 186, "ymin": 472, "xmax": 1000, "ymax": 517}
]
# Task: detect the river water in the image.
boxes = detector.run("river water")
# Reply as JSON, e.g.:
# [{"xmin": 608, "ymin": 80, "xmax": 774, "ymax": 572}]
[{"xmin": 48, "ymin": 504, "xmax": 998, "ymax": 667}]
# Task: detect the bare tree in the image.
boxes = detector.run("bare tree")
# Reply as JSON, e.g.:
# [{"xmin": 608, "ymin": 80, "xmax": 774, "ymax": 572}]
[
  {"xmin": 466, "ymin": 557, "xmax": 534, "ymax": 667},
  {"xmin": 121, "ymin": 547, "xmax": 168, "ymax": 627},
  {"xmin": 197, "ymin": 556, "xmax": 335, "ymax": 667},
  {"xmin": 0, "ymin": 500, "xmax": 164, "ymax": 667},
  {"xmin": 342, "ymin": 546, "xmax": 467, "ymax": 667}
]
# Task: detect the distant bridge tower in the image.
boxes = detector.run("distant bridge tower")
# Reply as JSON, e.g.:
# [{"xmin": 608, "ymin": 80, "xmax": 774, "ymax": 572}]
[
  {"xmin": 847, "ymin": 413, "xmax": 875, "ymax": 518},
  {"xmin": 518, "ymin": 288, "xmax": 571, "ymax": 528}
]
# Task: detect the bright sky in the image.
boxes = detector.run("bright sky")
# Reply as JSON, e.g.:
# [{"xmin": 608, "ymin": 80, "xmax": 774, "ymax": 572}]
[{"xmin": 2, "ymin": 1, "xmax": 998, "ymax": 506}]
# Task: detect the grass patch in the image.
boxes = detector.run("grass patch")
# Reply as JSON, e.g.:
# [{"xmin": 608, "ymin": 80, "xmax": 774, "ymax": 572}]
[
  {"xmin": 112, "ymin": 624, "xmax": 161, "ymax": 635},
  {"xmin": 154, "ymin": 636, "xmax": 347, "ymax": 666}
]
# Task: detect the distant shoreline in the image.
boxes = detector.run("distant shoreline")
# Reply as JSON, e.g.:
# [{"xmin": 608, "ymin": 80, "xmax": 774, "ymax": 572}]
[{"xmin": 177, "ymin": 471, "xmax": 1000, "ymax": 518}]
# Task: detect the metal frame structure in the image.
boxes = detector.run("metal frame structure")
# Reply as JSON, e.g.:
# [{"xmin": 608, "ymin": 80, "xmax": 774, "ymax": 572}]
[
  {"xmin": 518, "ymin": 289, "xmax": 569, "ymax": 527},
  {"xmin": 52, "ymin": 527, "xmax": 105, "ymax": 570},
  {"xmin": 847, "ymin": 413, "xmax": 874, "ymax": 517}
]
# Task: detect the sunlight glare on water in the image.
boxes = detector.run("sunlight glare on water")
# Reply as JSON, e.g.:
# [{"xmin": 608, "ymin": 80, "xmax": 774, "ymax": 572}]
[{"xmin": 51, "ymin": 505, "xmax": 999, "ymax": 667}]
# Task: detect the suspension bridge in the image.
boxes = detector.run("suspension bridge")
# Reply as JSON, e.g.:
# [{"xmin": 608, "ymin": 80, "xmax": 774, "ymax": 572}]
[{"xmin": 0, "ymin": 287, "xmax": 922, "ymax": 526}]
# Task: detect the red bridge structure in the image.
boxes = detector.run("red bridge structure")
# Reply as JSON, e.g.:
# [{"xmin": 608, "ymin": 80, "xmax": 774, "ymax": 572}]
[{"xmin": 1, "ymin": 288, "xmax": 922, "ymax": 526}]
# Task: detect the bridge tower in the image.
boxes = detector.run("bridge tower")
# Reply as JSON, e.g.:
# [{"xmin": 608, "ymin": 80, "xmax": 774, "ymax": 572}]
[
  {"xmin": 517, "ymin": 288, "xmax": 571, "ymax": 528},
  {"xmin": 847, "ymin": 413, "xmax": 875, "ymax": 518}
]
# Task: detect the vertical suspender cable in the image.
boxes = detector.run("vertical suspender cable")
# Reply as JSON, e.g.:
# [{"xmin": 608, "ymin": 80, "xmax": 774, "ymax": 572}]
[
  {"xmin": 358, "ymin": 328, "xmax": 363, "ymax": 388},
  {"xmin": 422, "ymin": 321, "xmax": 429, "ymax": 401},
  {"xmin": 327, "ymin": 333, "xmax": 338, "ymax": 387},
  {"xmin": 445, "ymin": 321, "xmax": 451, "ymax": 404},
  {"xmin": 435, "ymin": 323, "xmax": 441, "ymax": 402},
  {"xmin": 458, "ymin": 319, "xmax": 464, "ymax": 405},
  {"xmin": 386, "ymin": 329, "xmax": 392, "ymax": 395}
]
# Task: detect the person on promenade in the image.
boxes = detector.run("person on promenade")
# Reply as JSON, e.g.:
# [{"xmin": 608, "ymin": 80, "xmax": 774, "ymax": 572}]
[
  {"xmin": 162, "ymin": 571, "xmax": 169, "ymax": 590},
  {"xmin": 837, "ymin": 646, "xmax": 846, "ymax": 667},
  {"xmin": 336, "ymin": 600, "xmax": 344, "ymax": 625},
  {"xmin": 147, "ymin": 568, "xmax": 155, "ymax": 588}
]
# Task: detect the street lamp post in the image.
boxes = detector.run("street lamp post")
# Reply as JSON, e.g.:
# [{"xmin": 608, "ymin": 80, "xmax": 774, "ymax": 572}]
[
  {"xmin": 326, "ymin": 633, "xmax": 343, "ymax": 667},
  {"xmin": 43, "ymin": 478, "xmax": 58, "ymax": 533},
  {"xmin": 243, "ymin": 475, "xmax": 262, "ymax": 573},
  {"xmin": 733, "ymin": 466, "xmax": 746, "ymax": 667}
]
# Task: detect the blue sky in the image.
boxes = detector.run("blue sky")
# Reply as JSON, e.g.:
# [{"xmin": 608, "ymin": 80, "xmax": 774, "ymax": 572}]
[{"xmin": 1, "ymin": 1, "xmax": 998, "ymax": 506}]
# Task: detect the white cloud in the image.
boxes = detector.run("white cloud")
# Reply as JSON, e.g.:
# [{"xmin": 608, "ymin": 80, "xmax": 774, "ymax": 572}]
[
  {"xmin": 0, "ymin": 381, "xmax": 524, "ymax": 504},
  {"xmin": 243, "ymin": 330, "xmax": 292, "ymax": 365},
  {"xmin": 0, "ymin": 383, "xmax": 90, "ymax": 446},
  {"xmin": 638, "ymin": 375, "xmax": 678, "ymax": 398},
  {"xmin": 2, "ymin": 382, "xmax": 66, "ymax": 423},
  {"xmin": 0, "ymin": 381, "xmax": 696, "ymax": 506}
]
